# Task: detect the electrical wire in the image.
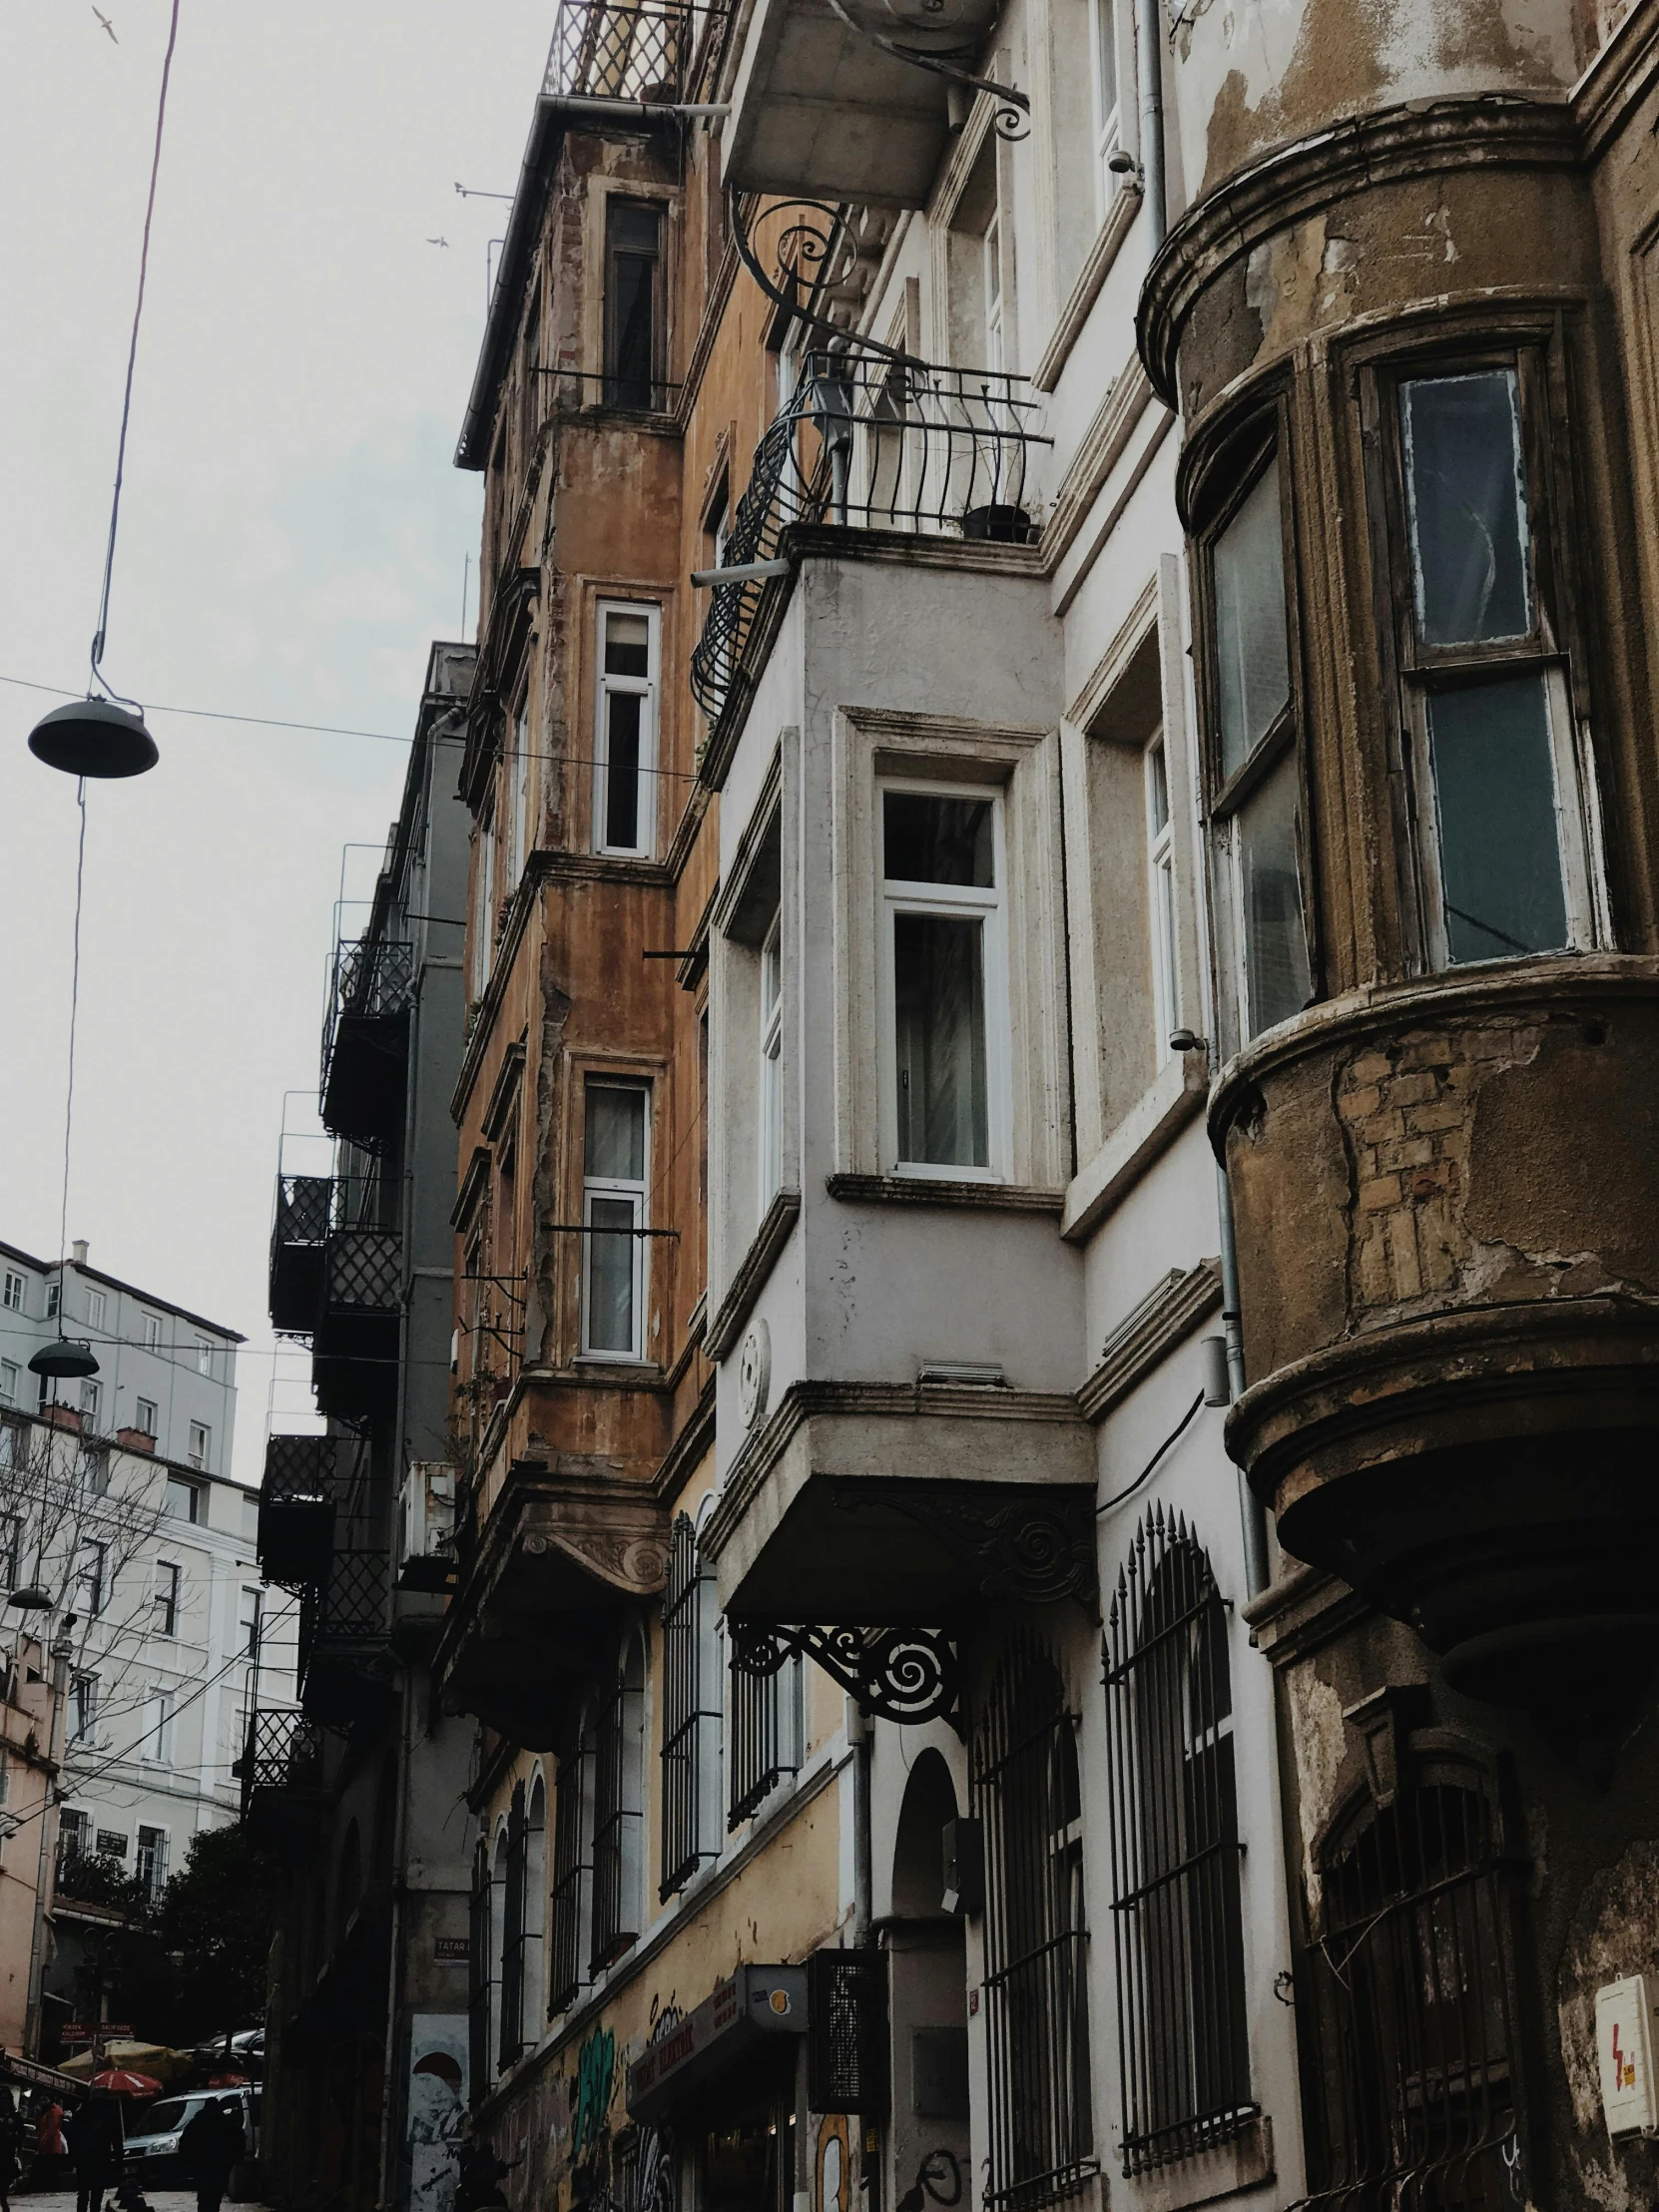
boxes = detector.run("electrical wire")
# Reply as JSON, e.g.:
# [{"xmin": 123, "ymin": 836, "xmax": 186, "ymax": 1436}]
[
  {"xmin": 1095, "ymin": 1388, "xmax": 1207, "ymax": 1518},
  {"xmin": 89, "ymin": 0, "xmax": 184, "ymax": 708},
  {"xmin": 54, "ymin": 789, "xmax": 89, "ymax": 1302}
]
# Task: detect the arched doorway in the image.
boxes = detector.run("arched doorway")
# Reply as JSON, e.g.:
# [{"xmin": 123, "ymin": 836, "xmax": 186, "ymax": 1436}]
[{"xmin": 886, "ymin": 1752, "xmax": 970, "ymax": 2212}]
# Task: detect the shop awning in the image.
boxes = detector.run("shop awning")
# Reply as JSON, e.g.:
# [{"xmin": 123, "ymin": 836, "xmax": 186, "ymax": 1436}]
[{"xmin": 626, "ymin": 1965, "xmax": 806, "ymax": 2127}]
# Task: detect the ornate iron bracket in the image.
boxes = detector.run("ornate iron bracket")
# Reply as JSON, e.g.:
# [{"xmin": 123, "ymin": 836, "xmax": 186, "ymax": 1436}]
[
  {"xmin": 832, "ymin": 1481, "xmax": 1098, "ymax": 1612},
  {"xmin": 731, "ymin": 1620, "xmax": 960, "ymax": 1729},
  {"xmin": 729, "ymin": 191, "xmax": 911, "ymax": 361},
  {"xmin": 821, "ymin": 0, "xmax": 1029, "ymax": 140}
]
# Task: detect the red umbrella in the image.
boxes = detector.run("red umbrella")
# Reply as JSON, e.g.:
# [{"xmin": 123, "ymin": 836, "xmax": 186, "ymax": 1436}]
[{"xmin": 90, "ymin": 2069, "xmax": 162, "ymax": 2096}]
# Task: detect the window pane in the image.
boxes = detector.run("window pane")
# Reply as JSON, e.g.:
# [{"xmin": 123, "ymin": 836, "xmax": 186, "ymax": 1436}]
[
  {"xmin": 604, "ymin": 612, "xmax": 651, "ymax": 677},
  {"xmin": 1427, "ymin": 672, "xmax": 1566, "ymax": 962},
  {"xmin": 883, "ymin": 794, "xmax": 994, "ymax": 886},
  {"xmin": 1096, "ymin": 0, "xmax": 1118, "ymax": 118},
  {"xmin": 1401, "ymin": 370, "xmax": 1532, "ymax": 647},
  {"xmin": 893, "ymin": 913, "xmax": 988, "ymax": 1167},
  {"xmin": 585, "ymin": 1086, "xmax": 645, "ymax": 1180},
  {"xmin": 1148, "ymin": 740, "xmax": 1169, "ymax": 835},
  {"xmin": 605, "ymin": 692, "xmax": 643, "ymax": 847},
  {"xmin": 1237, "ymin": 750, "xmax": 1312, "ymax": 1038},
  {"xmin": 1213, "ymin": 461, "xmax": 1291, "ymax": 781},
  {"xmin": 587, "ymin": 1199, "xmax": 637, "ymax": 1353},
  {"xmin": 607, "ymin": 248, "xmax": 657, "ymax": 408}
]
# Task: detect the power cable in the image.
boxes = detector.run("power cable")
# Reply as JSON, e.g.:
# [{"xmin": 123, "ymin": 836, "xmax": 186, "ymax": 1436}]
[
  {"xmin": 54, "ymin": 790, "xmax": 89, "ymax": 1299},
  {"xmin": 1095, "ymin": 1389, "xmax": 1207, "ymax": 1518}
]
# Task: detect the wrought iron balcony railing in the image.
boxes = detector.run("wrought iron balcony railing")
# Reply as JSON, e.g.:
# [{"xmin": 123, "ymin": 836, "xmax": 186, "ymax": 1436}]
[
  {"xmin": 691, "ymin": 343, "xmax": 1049, "ymax": 727},
  {"xmin": 544, "ymin": 0, "xmax": 727, "ymax": 102},
  {"xmin": 299, "ymin": 1543, "xmax": 391, "ymax": 1657},
  {"xmin": 258, "ymin": 1433, "xmax": 340, "ymax": 1588},
  {"xmin": 239, "ymin": 1708, "xmax": 325, "ymax": 1815},
  {"xmin": 320, "ymin": 935, "xmax": 414, "ymax": 1143}
]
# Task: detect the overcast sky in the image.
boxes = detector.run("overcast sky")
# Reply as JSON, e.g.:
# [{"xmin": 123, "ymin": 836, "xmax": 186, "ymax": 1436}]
[{"xmin": 0, "ymin": 3, "xmax": 550, "ymax": 1480}]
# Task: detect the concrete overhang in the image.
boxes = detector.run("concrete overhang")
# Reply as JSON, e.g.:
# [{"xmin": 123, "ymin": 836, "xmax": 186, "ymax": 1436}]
[
  {"xmin": 722, "ymin": 0, "xmax": 997, "ymax": 206},
  {"xmin": 702, "ymin": 1385, "xmax": 1097, "ymax": 1622}
]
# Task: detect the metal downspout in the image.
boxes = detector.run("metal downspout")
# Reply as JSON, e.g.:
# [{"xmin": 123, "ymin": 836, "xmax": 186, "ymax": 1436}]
[
  {"xmin": 1217, "ymin": 1162, "xmax": 1270, "ymax": 1597},
  {"xmin": 1138, "ymin": 0, "xmax": 1166, "ymax": 251}
]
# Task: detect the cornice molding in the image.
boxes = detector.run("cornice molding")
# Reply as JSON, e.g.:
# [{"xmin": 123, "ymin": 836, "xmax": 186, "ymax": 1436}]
[
  {"xmin": 825, "ymin": 1173, "xmax": 1065, "ymax": 1215},
  {"xmin": 706, "ymin": 1188, "xmax": 801, "ymax": 1360},
  {"xmin": 1077, "ymin": 1259, "xmax": 1223, "ymax": 1424},
  {"xmin": 1032, "ymin": 185, "xmax": 1144, "ymax": 394},
  {"xmin": 1137, "ymin": 95, "xmax": 1583, "ymax": 408}
]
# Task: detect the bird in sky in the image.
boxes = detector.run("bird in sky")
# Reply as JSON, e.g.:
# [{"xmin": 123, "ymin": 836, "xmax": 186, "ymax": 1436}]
[
  {"xmin": 426, "ymin": 237, "xmax": 450, "ymax": 248},
  {"xmin": 92, "ymin": 5, "xmax": 118, "ymax": 38}
]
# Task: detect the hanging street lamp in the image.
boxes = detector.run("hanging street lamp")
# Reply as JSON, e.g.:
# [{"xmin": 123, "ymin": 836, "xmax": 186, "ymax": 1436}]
[{"xmin": 28, "ymin": 698, "xmax": 158, "ymax": 780}]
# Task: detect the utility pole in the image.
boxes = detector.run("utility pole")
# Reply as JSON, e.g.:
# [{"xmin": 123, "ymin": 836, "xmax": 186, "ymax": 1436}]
[{"xmin": 23, "ymin": 1612, "xmax": 78, "ymax": 2057}]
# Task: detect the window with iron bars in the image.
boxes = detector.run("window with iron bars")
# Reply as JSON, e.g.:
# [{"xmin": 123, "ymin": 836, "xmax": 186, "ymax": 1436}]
[
  {"xmin": 468, "ymin": 1838, "xmax": 493, "ymax": 2104},
  {"xmin": 499, "ymin": 1783, "xmax": 528, "ymax": 2073},
  {"xmin": 661, "ymin": 1513, "xmax": 724, "ymax": 1896},
  {"xmin": 1295, "ymin": 1767, "xmax": 1523, "ymax": 2209},
  {"xmin": 548, "ymin": 1729, "xmax": 591, "ymax": 2019},
  {"xmin": 1102, "ymin": 1508, "xmax": 1253, "ymax": 2173},
  {"xmin": 972, "ymin": 1639, "xmax": 1095, "ymax": 2212},
  {"xmin": 592, "ymin": 1636, "xmax": 646, "ymax": 1969},
  {"xmin": 728, "ymin": 1643, "xmax": 802, "ymax": 1829}
]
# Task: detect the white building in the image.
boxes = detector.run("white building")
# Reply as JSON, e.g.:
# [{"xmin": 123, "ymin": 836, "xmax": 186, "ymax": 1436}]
[{"xmin": 0, "ymin": 1237, "xmax": 241, "ymax": 1481}]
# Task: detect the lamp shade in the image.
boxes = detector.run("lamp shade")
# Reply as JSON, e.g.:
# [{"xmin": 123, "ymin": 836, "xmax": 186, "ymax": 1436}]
[
  {"xmin": 28, "ymin": 699, "xmax": 158, "ymax": 780},
  {"xmin": 27, "ymin": 1341, "xmax": 100, "ymax": 1382},
  {"xmin": 5, "ymin": 1587, "xmax": 50, "ymax": 1612}
]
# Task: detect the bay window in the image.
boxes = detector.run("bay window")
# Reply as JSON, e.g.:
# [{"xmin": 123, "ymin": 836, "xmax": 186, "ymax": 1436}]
[
  {"xmin": 1382, "ymin": 354, "xmax": 1598, "ymax": 967},
  {"xmin": 879, "ymin": 787, "xmax": 1006, "ymax": 1176},
  {"xmin": 582, "ymin": 1081, "xmax": 649, "ymax": 1360},
  {"xmin": 1199, "ymin": 442, "xmax": 1313, "ymax": 1046},
  {"xmin": 594, "ymin": 601, "xmax": 659, "ymax": 856}
]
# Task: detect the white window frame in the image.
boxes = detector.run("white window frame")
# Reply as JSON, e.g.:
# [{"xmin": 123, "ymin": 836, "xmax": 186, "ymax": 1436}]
[
  {"xmin": 593, "ymin": 600, "xmax": 661, "ymax": 859},
  {"xmin": 1091, "ymin": 0, "xmax": 1124, "ymax": 215},
  {"xmin": 73, "ymin": 1674, "xmax": 99, "ymax": 1745},
  {"xmin": 87, "ymin": 1290, "xmax": 106, "ymax": 1332},
  {"xmin": 471, "ymin": 796, "xmax": 498, "ymax": 1001},
  {"xmin": 507, "ymin": 690, "xmax": 533, "ymax": 890},
  {"xmin": 135, "ymin": 1395, "xmax": 158, "ymax": 1436},
  {"xmin": 1, "ymin": 1274, "xmax": 22, "ymax": 1315},
  {"xmin": 142, "ymin": 1312, "xmax": 161, "ymax": 1352},
  {"xmin": 982, "ymin": 209, "xmax": 1004, "ymax": 372},
  {"xmin": 0, "ymin": 1364, "xmax": 15, "ymax": 1408},
  {"xmin": 188, "ymin": 1420, "xmax": 210, "ymax": 1471},
  {"xmin": 580, "ymin": 1082, "xmax": 650, "ymax": 1363},
  {"xmin": 45, "ymin": 1283, "xmax": 59, "ymax": 1321},
  {"xmin": 875, "ymin": 779, "xmax": 1011, "ymax": 1183},
  {"xmin": 167, "ymin": 1474, "xmax": 202, "ymax": 1522},
  {"xmin": 1146, "ymin": 732, "xmax": 1178, "ymax": 1058},
  {"xmin": 759, "ymin": 912, "xmax": 784, "ymax": 1211},
  {"xmin": 136, "ymin": 1824, "xmax": 169, "ymax": 1905},
  {"xmin": 195, "ymin": 1337, "xmax": 213, "ymax": 1378},
  {"xmin": 148, "ymin": 1690, "xmax": 175, "ymax": 1765},
  {"xmin": 82, "ymin": 1380, "xmax": 101, "ymax": 1430},
  {"xmin": 79, "ymin": 1539, "xmax": 108, "ymax": 1618}
]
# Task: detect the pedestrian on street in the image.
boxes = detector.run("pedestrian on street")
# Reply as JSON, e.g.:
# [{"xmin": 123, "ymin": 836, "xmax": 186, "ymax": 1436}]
[
  {"xmin": 0, "ymin": 2086, "xmax": 22, "ymax": 2212},
  {"xmin": 180, "ymin": 2096, "xmax": 244, "ymax": 2212},
  {"xmin": 65, "ymin": 2092, "xmax": 123, "ymax": 2212}
]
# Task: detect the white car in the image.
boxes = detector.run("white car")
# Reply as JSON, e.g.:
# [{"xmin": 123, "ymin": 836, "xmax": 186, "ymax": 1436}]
[{"xmin": 123, "ymin": 2087, "xmax": 260, "ymax": 2182}]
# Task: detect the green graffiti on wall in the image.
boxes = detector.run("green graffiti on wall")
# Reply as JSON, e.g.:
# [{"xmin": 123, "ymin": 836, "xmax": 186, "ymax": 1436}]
[{"xmin": 572, "ymin": 2023, "xmax": 615, "ymax": 2160}]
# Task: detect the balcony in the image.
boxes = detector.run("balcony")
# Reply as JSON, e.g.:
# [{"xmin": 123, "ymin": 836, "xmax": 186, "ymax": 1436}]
[
  {"xmin": 311, "ymin": 1224, "xmax": 401, "ymax": 1423},
  {"xmin": 435, "ymin": 1460, "xmax": 668, "ymax": 1747},
  {"xmin": 238, "ymin": 1709, "xmax": 326, "ymax": 1845},
  {"xmin": 269, "ymin": 1174, "xmax": 332, "ymax": 1336},
  {"xmin": 257, "ymin": 1433, "xmax": 338, "ymax": 1588},
  {"xmin": 299, "ymin": 1538, "xmax": 394, "ymax": 1724},
  {"xmin": 723, "ymin": 0, "xmax": 1002, "ymax": 203},
  {"xmin": 545, "ymin": 0, "xmax": 728, "ymax": 103},
  {"xmin": 691, "ymin": 342, "xmax": 1047, "ymax": 736},
  {"xmin": 319, "ymin": 935, "xmax": 413, "ymax": 1146}
]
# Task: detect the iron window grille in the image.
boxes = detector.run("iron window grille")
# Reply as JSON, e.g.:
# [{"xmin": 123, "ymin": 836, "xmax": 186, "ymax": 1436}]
[
  {"xmin": 972, "ymin": 1639, "xmax": 1096, "ymax": 2212},
  {"xmin": 469, "ymin": 1839, "xmax": 492, "ymax": 2105},
  {"xmin": 808, "ymin": 1949, "xmax": 889, "ymax": 2114},
  {"xmin": 729, "ymin": 1640, "xmax": 802, "ymax": 1829},
  {"xmin": 548, "ymin": 1728, "xmax": 592, "ymax": 2018},
  {"xmin": 1103, "ymin": 1508, "xmax": 1254, "ymax": 2174},
  {"xmin": 136, "ymin": 1824, "xmax": 170, "ymax": 1906},
  {"xmin": 544, "ymin": 0, "xmax": 728, "ymax": 105},
  {"xmin": 592, "ymin": 1639, "xmax": 646, "ymax": 1969},
  {"xmin": 1293, "ymin": 1768, "xmax": 1523, "ymax": 2209},
  {"xmin": 661, "ymin": 1513, "xmax": 724, "ymax": 1898},
  {"xmin": 499, "ymin": 1782, "xmax": 528, "ymax": 2072}
]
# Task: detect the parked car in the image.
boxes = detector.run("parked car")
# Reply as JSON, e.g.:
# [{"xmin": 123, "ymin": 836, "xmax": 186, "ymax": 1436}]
[{"xmin": 124, "ymin": 2086, "xmax": 260, "ymax": 2182}]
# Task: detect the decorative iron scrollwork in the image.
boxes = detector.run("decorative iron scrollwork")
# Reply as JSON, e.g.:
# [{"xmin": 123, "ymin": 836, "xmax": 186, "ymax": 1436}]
[
  {"xmin": 820, "ymin": 0, "xmax": 1029, "ymax": 140},
  {"xmin": 729, "ymin": 193, "xmax": 907, "ymax": 360},
  {"xmin": 730, "ymin": 1620, "xmax": 959, "ymax": 1727},
  {"xmin": 832, "ymin": 1481, "xmax": 1097, "ymax": 1609}
]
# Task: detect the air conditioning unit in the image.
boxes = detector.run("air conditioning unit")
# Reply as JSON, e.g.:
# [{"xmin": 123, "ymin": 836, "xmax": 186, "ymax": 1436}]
[{"xmin": 398, "ymin": 1462, "xmax": 457, "ymax": 1592}]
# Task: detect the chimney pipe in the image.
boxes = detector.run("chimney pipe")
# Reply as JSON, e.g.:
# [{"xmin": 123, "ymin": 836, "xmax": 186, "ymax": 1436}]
[{"xmin": 70, "ymin": 1241, "xmax": 88, "ymax": 1269}]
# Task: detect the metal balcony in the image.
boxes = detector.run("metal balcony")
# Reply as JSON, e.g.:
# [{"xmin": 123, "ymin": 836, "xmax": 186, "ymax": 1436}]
[
  {"xmin": 545, "ymin": 0, "xmax": 727, "ymax": 102},
  {"xmin": 311, "ymin": 1226, "xmax": 401, "ymax": 1423},
  {"xmin": 269, "ymin": 1174, "xmax": 332, "ymax": 1336},
  {"xmin": 257, "ymin": 1433, "xmax": 339, "ymax": 1588},
  {"xmin": 691, "ymin": 343, "xmax": 1047, "ymax": 729},
  {"xmin": 238, "ymin": 1708, "xmax": 326, "ymax": 1839},
  {"xmin": 319, "ymin": 935, "xmax": 413, "ymax": 1146}
]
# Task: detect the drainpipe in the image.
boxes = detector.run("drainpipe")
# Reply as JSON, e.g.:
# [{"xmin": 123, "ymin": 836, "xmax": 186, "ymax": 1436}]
[
  {"xmin": 1216, "ymin": 1164, "xmax": 1270, "ymax": 1598},
  {"xmin": 1137, "ymin": 0, "xmax": 1166, "ymax": 253},
  {"xmin": 847, "ymin": 1696, "xmax": 872, "ymax": 1945}
]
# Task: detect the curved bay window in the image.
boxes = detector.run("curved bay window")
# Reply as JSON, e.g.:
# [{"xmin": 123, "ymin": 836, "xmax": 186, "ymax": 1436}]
[
  {"xmin": 592, "ymin": 1632, "xmax": 646, "ymax": 1969},
  {"xmin": 1193, "ymin": 423, "xmax": 1314, "ymax": 1050},
  {"xmin": 1369, "ymin": 342, "xmax": 1603, "ymax": 970},
  {"xmin": 1103, "ymin": 1510, "xmax": 1252, "ymax": 2174},
  {"xmin": 1299, "ymin": 1763, "xmax": 1522, "ymax": 2207},
  {"xmin": 972, "ymin": 1641, "xmax": 1095, "ymax": 2211},
  {"xmin": 661, "ymin": 1512, "xmax": 725, "ymax": 1897}
]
